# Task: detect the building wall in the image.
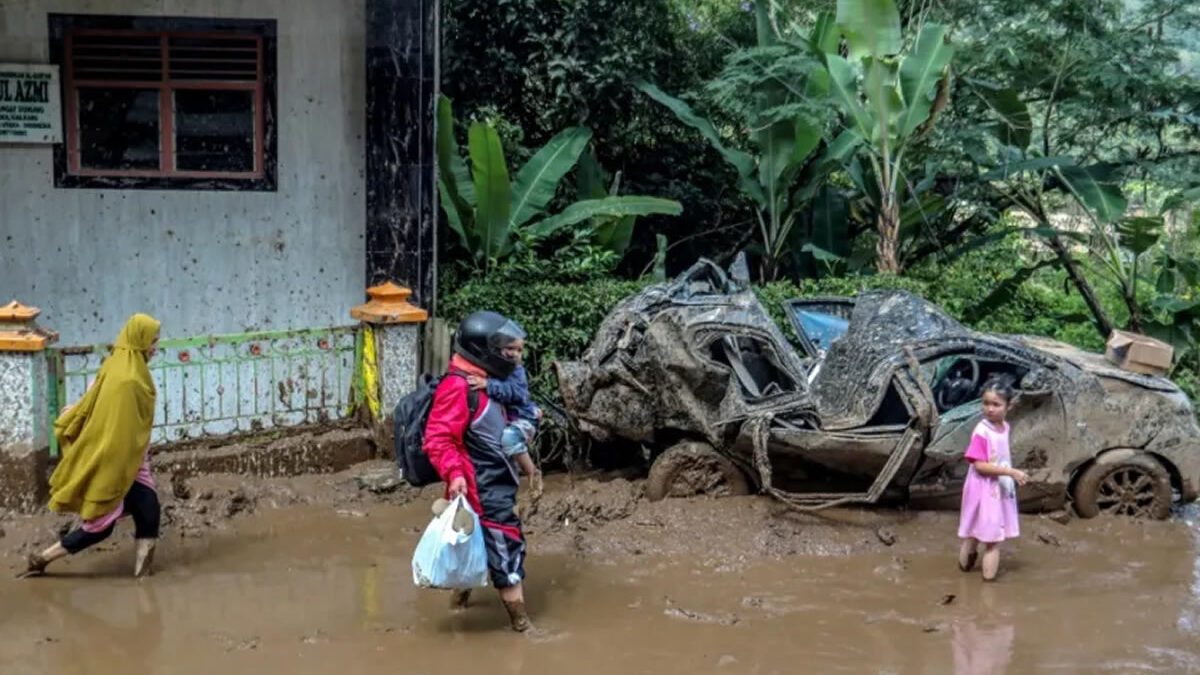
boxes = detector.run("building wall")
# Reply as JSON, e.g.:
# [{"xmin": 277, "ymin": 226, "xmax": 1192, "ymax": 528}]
[{"xmin": 0, "ymin": 0, "xmax": 366, "ymax": 345}]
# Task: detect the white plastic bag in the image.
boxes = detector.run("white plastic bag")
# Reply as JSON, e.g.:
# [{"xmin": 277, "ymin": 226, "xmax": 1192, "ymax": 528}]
[{"xmin": 411, "ymin": 495, "xmax": 489, "ymax": 590}]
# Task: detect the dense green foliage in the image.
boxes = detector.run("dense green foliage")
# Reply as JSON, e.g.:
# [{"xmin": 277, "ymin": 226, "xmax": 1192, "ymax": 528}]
[
  {"xmin": 439, "ymin": 275, "xmax": 646, "ymax": 400},
  {"xmin": 439, "ymin": 231, "xmax": 1199, "ymax": 406},
  {"xmin": 442, "ymin": 0, "xmax": 753, "ymax": 271},
  {"xmin": 436, "ymin": 95, "xmax": 682, "ymax": 271},
  {"xmin": 439, "ymin": 0, "xmax": 1200, "ymax": 405}
]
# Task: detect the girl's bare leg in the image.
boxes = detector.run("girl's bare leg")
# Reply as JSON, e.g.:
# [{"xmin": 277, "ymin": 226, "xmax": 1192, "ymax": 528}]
[
  {"xmin": 958, "ymin": 538, "xmax": 978, "ymax": 572},
  {"xmin": 981, "ymin": 543, "xmax": 1001, "ymax": 581}
]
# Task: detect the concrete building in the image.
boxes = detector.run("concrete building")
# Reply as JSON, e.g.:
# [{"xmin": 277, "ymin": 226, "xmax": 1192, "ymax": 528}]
[
  {"xmin": 0, "ymin": 0, "xmax": 439, "ymax": 509},
  {"xmin": 1, "ymin": 0, "xmax": 438, "ymax": 343}
]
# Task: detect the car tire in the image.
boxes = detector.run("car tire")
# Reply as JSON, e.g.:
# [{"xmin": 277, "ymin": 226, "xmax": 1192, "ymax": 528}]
[
  {"xmin": 1072, "ymin": 451, "xmax": 1173, "ymax": 520},
  {"xmin": 645, "ymin": 441, "xmax": 751, "ymax": 502}
]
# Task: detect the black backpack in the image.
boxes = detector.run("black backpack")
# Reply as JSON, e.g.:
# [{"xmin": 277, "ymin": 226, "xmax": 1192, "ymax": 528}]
[{"xmin": 393, "ymin": 372, "xmax": 479, "ymax": 487}]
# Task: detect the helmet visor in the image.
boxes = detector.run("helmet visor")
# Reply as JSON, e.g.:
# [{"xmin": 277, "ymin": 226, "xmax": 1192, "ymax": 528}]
[{"xmin": 491, "ymin": 319, "xmax": 527, "ymax": 347}]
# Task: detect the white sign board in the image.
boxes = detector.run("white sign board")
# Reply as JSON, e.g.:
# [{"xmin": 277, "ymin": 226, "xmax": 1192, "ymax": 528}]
[{"xmin": 0, "ymin": 64, "xmax": 63, "ymax": 143}]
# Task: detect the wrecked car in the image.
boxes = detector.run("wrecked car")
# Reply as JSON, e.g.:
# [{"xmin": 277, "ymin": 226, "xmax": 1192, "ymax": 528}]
[{"xmin": 554, "ymin": 259, "xmax": 1200, "ymax": 519}]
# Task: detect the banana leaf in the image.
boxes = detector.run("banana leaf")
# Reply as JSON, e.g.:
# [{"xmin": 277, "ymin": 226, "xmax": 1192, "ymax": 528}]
[
  {"xmin": 810, "ymin": 11, "xmax": 841, "ymax": 55},
  {"xmin": 436, "ymin": 95, "xmax": 473, "ymax": 227},
  {"xmin": 592, "ymin": 215, "xmax": 637, "ymax": 257},
  {"xmin": 898, "ymin": 23, "xmax": 954, "ymax": 137},
  {"xmin": 635, "ymin": 79, "xmax": 767, "ymax": 207},
  {"xmin": 468, "ymin": 122, "xmax": 512, "ymax": 261},
  {"xmin": 510, "ymin": 126, "xmax": 592, "ymax": 228},
  {"xmin": 827, "ymin": 55, "xmax": 875, "ymax": 140},
  {"xmin": 526, "ymin": 196, "xmax": 682, "ymax": 239},
  {"xmin": 1056, "ymin": 163, "xmax": 1127, "ymax": 223},
  {"xmin": 837, "ymin": 0, "xmax": 902, "ymax": 58},
  {"xmin": 967, "ymin": 81, "xmax": 1032, "ymax": 151},
  {"xmin": 1115, "ymin": 216, "xmax": 1163, "ymax": 256}
]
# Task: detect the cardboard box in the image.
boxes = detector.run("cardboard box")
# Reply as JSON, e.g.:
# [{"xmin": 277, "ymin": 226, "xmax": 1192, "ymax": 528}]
[{"xmin": 1105, "ymin": 330, "xmax": 1174, "ymax": 376}]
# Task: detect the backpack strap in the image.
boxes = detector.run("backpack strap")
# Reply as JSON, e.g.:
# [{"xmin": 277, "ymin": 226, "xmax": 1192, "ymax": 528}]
[{"xmin": 445, "ymin": 371, "xmax": 481, "ymax": 419}]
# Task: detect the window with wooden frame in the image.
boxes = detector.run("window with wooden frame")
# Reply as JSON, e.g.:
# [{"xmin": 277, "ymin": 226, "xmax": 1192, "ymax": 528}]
[{"xmin": 50, "ymin": 15, "xmax": 277, "ymax": 191}]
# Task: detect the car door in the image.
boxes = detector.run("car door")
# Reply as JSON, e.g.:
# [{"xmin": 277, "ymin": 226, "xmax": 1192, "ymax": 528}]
[
  {"xmin": 908, "ymin": 348, "xmax": 1071, "ymax": 510},
  {"xmin": 735, "ymin": 353, "xmax": 930, "ymax": 505}
]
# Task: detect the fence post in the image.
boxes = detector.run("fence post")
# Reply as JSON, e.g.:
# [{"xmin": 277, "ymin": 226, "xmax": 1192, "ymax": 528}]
[
  {"xmin": 0, "ymin": 301, "xmax": 58, "ymax": 513},
  {"xmin": 351, "ymin": 282, "xmax": 429, "ymax": 425}
]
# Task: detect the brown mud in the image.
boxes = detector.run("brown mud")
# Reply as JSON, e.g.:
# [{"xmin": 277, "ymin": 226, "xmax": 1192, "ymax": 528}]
[{"xmin": 2, "ymin": 461, "xmax": 1199, "ymax": 674}]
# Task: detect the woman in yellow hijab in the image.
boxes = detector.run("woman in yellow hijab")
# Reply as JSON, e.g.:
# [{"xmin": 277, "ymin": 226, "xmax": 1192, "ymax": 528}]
[{"xmin": 22, "ymin": 313, "xmax": 163, "ymax": 578}]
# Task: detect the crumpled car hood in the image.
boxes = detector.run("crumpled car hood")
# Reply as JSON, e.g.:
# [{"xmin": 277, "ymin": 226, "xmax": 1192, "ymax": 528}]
[
  {"xmin": 810, "ymin": 291, "xmax": 971, "ymax": 427},
  {"xmin": 554, "ymin": 259, "xmax": 808, "ymax": 447}
]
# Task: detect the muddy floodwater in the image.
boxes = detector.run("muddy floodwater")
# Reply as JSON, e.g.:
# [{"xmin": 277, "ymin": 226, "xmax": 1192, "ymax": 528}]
[{"xmin": 3, "ymin": 463, "xmax": 1199, "ymax": 674}]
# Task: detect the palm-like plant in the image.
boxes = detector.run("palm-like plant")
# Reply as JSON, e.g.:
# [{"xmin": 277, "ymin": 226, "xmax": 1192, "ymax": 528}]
[{"xmin": 436, "ymin": 95, "xmax": 682, "ymax": 273}]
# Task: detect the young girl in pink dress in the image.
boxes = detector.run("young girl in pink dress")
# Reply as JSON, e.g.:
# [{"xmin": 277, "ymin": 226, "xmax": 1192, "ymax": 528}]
[{"xmin": 958, "ymin": 374, "xmax": 1028, "ymax": 581}]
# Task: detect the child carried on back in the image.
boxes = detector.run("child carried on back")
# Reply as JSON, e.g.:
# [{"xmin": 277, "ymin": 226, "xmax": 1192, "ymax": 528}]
[{"xmin": 465, "ymin": 330, "xmax": 542, "ymax": 491}]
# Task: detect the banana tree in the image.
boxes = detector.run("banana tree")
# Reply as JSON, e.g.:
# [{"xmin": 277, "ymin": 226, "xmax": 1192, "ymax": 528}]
[
  {"xmin": 574, "ymin": 147, "xmax": 640, "ymax": 259},
  {"xmin": 436, "ymin": 95, "xmax": 682, "ymax": 272},
  {"xmin": 983, "ymin": 136, "xmax": 1200, "ymax": 346},
  {"xmin": 1145, "ymin": 191, "xmax": 1200, "ymax": 368},
  {"xmin": 1084, "ymin": 192, "xmax": 1200, "ymax": 357},
  {"xmin": 634, "ymin": 3, "xmax": 853, "ymax": 282},
  {"xmin": 823, "ymin": 0, "xmax": 954, "ymax": 274}
]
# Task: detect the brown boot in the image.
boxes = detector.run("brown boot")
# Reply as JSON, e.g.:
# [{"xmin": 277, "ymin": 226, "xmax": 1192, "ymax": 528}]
[
  {"xmin": 503, "ymin": 600, "xmax": 532, "ymax": 633},
  {"xmin": 449, "ymin": 589, "xmax": 471, "ymax": 610}
]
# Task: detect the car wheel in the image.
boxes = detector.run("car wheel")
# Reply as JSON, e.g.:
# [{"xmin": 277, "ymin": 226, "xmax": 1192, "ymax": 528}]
[
  {"xmin": 645, "ymin": 441, "xmax": 751, "ymax": 502},
  {"xmin": 1072, "ymin": 452, "xmax": 1173, "ymax": 520}
]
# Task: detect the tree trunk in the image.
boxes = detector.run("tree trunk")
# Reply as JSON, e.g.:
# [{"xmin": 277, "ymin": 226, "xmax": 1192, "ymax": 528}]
[
  {"xmin": 876, "ymin": 200, "xmax": 901, "ymax": 274},
  {"xmin": 759, "ymin": 254, "xmax": 779, "ymax": 283},
  {"xmin": 1121, "ymin": 285, "xmax": 1145, "ymax": 334},
  {"xmin": 1045, "ymin": 235, "xmax": 1114, "ymax": 339}
]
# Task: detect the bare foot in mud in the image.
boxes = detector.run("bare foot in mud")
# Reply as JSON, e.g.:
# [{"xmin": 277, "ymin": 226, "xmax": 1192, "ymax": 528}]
[
  {"xmin": 17, "ymin": 544, "xmax": 65, "ymax": 579},
  {"xmin": 449, "ymin": 589, "xmax": 471, "ymax": 611},
  {"xmin": 16, "ymin": 553, "xmax": 48, "ymax": 579},
  {"xmin": 957, "ymin": 539, "xmax": 978, "ymax": 572},
  {"xmin": 503, "ymin": 600, "xmax": 532, "ymax": 633},
  {"xmin": 980, "ymin": 544, "xmax": 1001, "ymax": 581}
]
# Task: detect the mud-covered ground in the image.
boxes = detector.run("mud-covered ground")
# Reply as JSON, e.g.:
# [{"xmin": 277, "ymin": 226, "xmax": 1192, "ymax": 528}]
[{"xmin": 2, "ymin": 461, "xmax": 1198, "ymax": 674}]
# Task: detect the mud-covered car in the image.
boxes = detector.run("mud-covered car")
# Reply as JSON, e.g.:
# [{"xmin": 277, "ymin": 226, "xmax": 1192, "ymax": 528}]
[{"xmin": 554, "ymin": 259, "xmax": 1200, "ymax": 519}]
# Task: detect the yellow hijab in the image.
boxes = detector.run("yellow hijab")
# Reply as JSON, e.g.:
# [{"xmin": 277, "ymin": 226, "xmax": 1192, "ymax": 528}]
[{"xmin": 48, "ymin": 314, "xmax": 160, "ymax": 519}]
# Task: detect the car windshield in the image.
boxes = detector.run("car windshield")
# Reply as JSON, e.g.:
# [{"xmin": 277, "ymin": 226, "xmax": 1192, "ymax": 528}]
[{"xmin": 789, "ymin": 308, "xmax": 850, "ymax": 353}]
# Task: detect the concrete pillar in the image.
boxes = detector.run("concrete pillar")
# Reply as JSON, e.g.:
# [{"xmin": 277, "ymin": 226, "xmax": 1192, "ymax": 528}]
[
  {"xmin": 0, "ymin": 301, "xmax": 58, "ymax": 512},
  {"xmin": 365, "ymin": 0, "xmax": 439, "ymax": 311},
  {"xmin": 351, "ymin": 282, "xmax": 429, "ymax": 422}
]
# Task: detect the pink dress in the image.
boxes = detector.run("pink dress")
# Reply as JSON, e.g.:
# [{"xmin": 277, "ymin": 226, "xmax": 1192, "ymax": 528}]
[
  {"xmin": 80, "ymin": 445, "xmax": 156, "ymax": 534},
  {"xmin": 957, "ymin": 421, "xmax": 1019, "ymax": 543}
]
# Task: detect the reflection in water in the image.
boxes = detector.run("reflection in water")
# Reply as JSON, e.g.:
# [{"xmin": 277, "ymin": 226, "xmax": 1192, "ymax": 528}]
[
  {"xmin": 4, "ymin": 499, "xmax": 1198, "ymax": 674},
  {"xmin": 361, "ymin": 561, "xmax": 381, "ymax": 630},
  {"xmin": 952, "ymin": 586, "xmax": 1014, "ymax": 675},
  {"xmin": 1177, "ymin": 503, "xmax": 1200, "ymax": 634},
  {"xmin": 40, "ymin": 584, "xmax": 163, "ymax": 675},
  {"xmin": 951, "ymin": 620, "xmax": 1014, "ymax": 675}
]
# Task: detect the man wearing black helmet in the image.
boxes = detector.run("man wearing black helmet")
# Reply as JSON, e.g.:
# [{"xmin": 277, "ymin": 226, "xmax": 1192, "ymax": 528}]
[{"xmin": 423, "ymin": 310, "xmax": 538, "ymax": 632}]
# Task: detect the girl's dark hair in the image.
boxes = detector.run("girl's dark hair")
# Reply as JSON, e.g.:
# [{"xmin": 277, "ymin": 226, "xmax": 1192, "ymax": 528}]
[{"xmin": 981, "ymin": 373, "xmax": 1018, "ymax": 403}]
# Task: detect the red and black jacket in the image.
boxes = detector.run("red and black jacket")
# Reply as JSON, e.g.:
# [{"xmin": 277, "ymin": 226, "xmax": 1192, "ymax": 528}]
[{"xmin": 423, "ymin": 355, "xmax": 521, "ymax": 536}]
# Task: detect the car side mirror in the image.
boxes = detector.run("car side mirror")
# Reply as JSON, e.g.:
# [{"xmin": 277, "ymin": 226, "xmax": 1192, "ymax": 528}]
[{"xmin": 1019, "ymin": 368, "xmax": 1054, "ymax": 395}]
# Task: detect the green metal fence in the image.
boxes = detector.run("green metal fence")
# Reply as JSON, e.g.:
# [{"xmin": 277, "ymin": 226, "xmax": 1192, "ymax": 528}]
[{"xmin": 47, "ymin": 325, "xmax": 363, "ymax": 456}]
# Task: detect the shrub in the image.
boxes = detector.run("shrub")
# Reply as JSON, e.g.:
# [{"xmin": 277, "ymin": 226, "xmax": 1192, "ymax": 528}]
[
  {"xmin": 438, "ymin": 248, "xmax": 1198, "ymax": 410},
  {"xmin": 438, "ymin": 275, "xmax": 649, "ymax": 401}
]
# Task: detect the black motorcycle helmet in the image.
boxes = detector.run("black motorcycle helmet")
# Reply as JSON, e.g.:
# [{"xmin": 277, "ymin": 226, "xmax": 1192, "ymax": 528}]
[{"xmin": 454, "ymin": 311, "xmax": 527, "ymax": 379}]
